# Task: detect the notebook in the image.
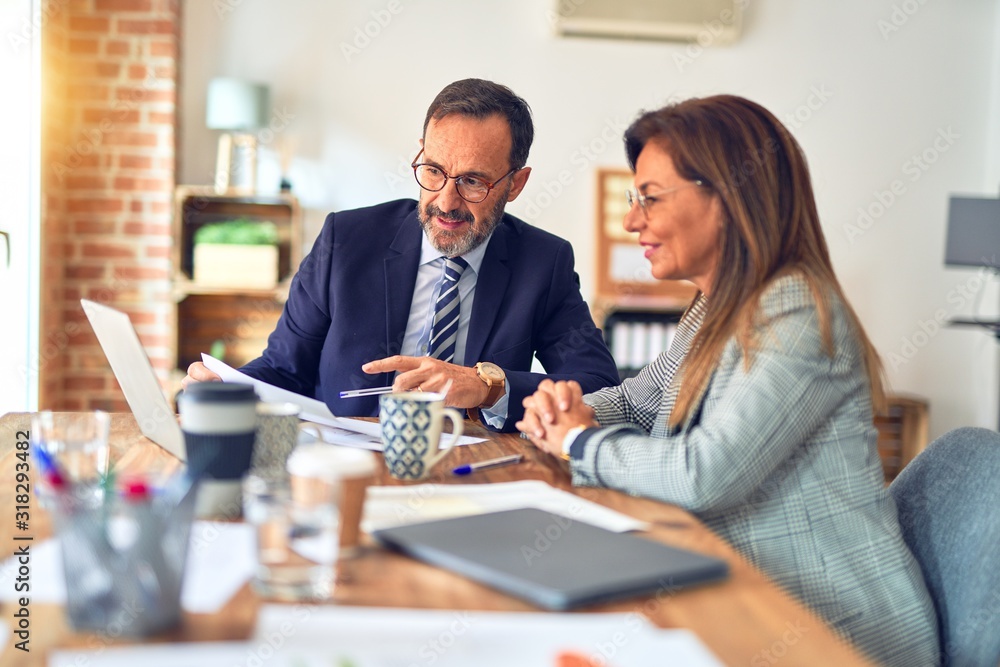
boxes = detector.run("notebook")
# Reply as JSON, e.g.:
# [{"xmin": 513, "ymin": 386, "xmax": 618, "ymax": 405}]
[
  {"xmin": 81, "ymin": 299, "xmax": 186, "ymax": 461},
  {"xmin": 372, "ymin": 507, "xmax": 728, "ymax": 611}
]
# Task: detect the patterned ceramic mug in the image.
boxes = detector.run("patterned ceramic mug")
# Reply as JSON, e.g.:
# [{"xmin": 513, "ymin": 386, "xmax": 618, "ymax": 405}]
[
  {"xmin": 379, "ymin": 392, "xmax": 464, "ymax": 481},
  {"xmin": 250, "ymin": 401, "xmax": 302, "ymax": 480}
]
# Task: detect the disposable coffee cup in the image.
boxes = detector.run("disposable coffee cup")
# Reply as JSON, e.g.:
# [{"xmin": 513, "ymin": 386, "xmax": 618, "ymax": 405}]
[
  {"xmin": 244, "ymin": 445, "xmax": 375, "ymax": 602},
  {"xmin": 287, "ymin": 445, "xmax": 377, "ymax": 559},
  {"xmin": 178, "ymin": 382, "xmax": 258, "ymax": 519}
]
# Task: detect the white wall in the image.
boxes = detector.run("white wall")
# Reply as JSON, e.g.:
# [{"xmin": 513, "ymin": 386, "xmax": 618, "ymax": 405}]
[{"xmin": 180, "ymin": 0, "xmax": 1000, "ymax": 438}]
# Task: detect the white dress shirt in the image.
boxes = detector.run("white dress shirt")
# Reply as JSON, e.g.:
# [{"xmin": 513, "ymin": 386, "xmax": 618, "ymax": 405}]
[{"xmin": 399, "ymin": 232, "xmax": 509, "ymax": 427}]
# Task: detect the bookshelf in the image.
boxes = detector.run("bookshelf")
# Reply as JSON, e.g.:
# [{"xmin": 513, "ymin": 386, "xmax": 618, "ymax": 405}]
[{"xmin": 170, "ymin": 186, "xmax": 302, "ymax": 382}]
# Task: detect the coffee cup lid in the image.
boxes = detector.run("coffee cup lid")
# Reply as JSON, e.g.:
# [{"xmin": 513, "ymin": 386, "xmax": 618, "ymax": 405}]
[
  {"xmin": 256, "ymin": 401, "xmax": 301, "ymax": 417},
  {"xmin": 182, "ymin": 382, "xmax": 257, "ymax": 403},
  {"xmin": 287, "ymin": 444, "xmax": 376, "ymax": 479}
]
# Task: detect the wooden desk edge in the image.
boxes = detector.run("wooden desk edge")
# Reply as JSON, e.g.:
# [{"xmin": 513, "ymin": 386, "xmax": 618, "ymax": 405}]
[{"xmin": 0, "ymin": 412, "xmax": 876, "ymax": 667}]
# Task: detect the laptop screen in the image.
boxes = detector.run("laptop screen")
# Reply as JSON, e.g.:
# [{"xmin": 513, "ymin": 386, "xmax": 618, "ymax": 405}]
[{"xmin": 81, "ymin": 299, "xmax": 186, "ymax": 461}]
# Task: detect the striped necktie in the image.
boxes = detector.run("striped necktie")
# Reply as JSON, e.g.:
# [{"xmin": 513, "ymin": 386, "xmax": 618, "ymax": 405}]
[{"xmin": 428, "ymin": 256, "xmax": 469, "ymax": 363}]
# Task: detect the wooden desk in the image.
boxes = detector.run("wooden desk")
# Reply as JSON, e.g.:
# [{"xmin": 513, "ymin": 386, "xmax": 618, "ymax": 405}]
[{"xmin": 0, "ymin": 412, "xmax": 875, "ymax": 666}]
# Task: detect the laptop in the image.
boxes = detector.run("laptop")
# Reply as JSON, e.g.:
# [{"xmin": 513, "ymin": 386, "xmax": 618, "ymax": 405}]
[
  {"xmin": 81, "ymin": 299, "xmax": 186, "ymax": 461},
  {"xmin": 372, "ymin": 507, "xmax": 728, "ymax": 611}
]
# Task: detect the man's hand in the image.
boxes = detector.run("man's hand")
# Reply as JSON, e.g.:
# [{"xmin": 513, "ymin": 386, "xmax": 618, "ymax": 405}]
[
  {"xmin": 362, "ymin": 356, "xmax": 489, "ymax": 409},
  {"xmin": 181, "ymin": 361, "xmax": 222, "ymax": 389},
  {"xmin": 516, "ymin": 380, "xmax": 597, "ymax": 457}
]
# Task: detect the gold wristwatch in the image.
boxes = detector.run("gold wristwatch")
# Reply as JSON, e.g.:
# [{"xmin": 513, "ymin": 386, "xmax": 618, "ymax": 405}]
[{"xmin": 474, "ymin": 361, "xmax": 506, "ymax": 408}]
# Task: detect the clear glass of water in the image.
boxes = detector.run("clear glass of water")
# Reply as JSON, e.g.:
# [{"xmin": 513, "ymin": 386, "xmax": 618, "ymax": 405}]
[
  {"xmin": 242, "ymin": 472, "xmax": 339, "ymax": 601},
  {"xmin": 31, "ymin": 411, "xmax": 111, "ymax": 506}
]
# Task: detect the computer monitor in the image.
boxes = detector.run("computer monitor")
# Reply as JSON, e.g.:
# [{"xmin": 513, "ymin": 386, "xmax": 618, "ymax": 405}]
[{"xmin": 944, "ymin": 196, "xmax": 1000, "ymax": 268}]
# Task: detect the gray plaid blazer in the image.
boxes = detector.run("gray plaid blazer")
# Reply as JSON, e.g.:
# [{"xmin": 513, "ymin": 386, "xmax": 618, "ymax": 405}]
[{"xmin": 573, "ymin": 275, "xmax": 939, "ymax": 667}]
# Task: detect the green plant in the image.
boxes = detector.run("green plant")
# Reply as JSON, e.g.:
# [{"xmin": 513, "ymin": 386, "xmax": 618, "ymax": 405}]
[{"xmin": 194, "ymin": 218, "xmax": 278, "ymax": 245}]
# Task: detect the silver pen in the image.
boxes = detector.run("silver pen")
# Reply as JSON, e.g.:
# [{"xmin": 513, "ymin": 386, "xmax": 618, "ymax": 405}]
[
  {"xmin": 340, "ymin": 379, "xmax": 452, "ymax": 400},
  {"xmin": 339, "ymin": 386, "xmax": 394, "ymax": 398}
]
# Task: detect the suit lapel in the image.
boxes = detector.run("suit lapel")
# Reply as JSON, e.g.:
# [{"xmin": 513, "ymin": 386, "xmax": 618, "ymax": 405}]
[
  {"xmin": 384, "ymin": 215, "xmax": 422, "ymax": 355},
  {"xmin": 464, "ymin": 224, "xmax": 511, "ymax": 365},
  {"xmin": 660, "ymin": 294, "xmax": 709, "ymax": 433}
]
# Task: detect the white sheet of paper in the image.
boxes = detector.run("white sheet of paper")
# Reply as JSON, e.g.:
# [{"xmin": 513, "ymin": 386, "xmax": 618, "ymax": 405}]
[
  {"xmin": 363, "ymin": 479, "xmax": 650, "ymax": 533},
  {"xmin": 181, "ymin": 521, "xmax": 256, "ymax": 613},
  {"xmin": 299, "ymin": 421, "xmax": 384, "ymax": 451},
  {"xmin": 305, "ymin": 416, "xmax": 486, "ymax": 450},
  {"xmin": 48, "ymin": 642, "xmax": 251, "ymax": 667},
  {"xmin": 0, "ymin": 522, "xmax": 254, "ymax": 614},
  {"xmin": 201, "ymin": 354, "xmax": 340, "ymax": 425},
  {"xmin": 48, "ymin": 606, "xmax": 724, "ymax": 666},
  {"xmin": 203, "ymin": 354, "xmax": 486, "ymax": 449}
]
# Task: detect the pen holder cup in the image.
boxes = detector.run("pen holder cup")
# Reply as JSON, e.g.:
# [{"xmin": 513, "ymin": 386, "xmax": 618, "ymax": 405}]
[{"xmin": 49, "ymin": 482, "xmax": 197, "ymax": 636}]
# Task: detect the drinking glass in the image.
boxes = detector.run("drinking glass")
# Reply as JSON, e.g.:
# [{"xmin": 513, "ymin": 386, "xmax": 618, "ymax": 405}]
[{"xmin": 31, "ymin": 411, "xmax": 111, "ymax": 505}]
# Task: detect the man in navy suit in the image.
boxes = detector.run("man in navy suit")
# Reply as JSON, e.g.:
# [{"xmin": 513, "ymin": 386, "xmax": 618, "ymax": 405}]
[{"xmin": 184, "ymin": 78, "xmax": 618, "ymax": 431}]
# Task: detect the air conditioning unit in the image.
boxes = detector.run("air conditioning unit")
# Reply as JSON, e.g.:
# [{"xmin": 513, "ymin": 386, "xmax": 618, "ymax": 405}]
[{"xmin": 551, "ymin": 0, "xmax": 743, "ymax": 45}]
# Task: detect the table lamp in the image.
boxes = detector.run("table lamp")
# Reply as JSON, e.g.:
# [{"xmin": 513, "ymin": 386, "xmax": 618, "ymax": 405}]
[{"xmin": 206, "ymin": 77, "xmax": 269, "ymax": 194}]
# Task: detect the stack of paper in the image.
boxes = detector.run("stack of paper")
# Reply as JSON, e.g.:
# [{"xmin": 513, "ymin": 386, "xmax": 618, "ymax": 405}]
[{"xmin": 362, "ymin": 479, "xmax": 650, "ymax": 533}]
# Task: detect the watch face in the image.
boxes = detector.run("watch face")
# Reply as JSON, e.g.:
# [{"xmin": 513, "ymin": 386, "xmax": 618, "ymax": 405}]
[{"xmin": 479, "ymin": 362, "xmax": 504, "ymax": 381}]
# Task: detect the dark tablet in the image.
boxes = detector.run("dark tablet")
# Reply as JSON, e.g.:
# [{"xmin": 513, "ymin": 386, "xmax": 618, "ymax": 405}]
[{"xmin": 372, "ymin": 507, "xmax": 729, "ymax": 611}]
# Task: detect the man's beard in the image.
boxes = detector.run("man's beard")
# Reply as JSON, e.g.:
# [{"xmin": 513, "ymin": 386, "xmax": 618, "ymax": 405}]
[{"xmin": 418, "ymin": 185, "xmax": 509, "ymax": 257}]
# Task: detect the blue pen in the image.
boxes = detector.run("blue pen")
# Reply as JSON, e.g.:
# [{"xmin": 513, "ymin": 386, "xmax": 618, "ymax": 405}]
[
  {"xmin": 33, "ymin": 446, "xmax": 68, "ymax": 491},
  {"xmin": 452, "ymin": 454, "xmax": 524, "ymax": 476}
]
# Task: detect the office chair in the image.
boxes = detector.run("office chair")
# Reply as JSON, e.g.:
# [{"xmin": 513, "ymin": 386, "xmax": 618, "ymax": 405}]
[{"xmin": 889, "ymin": 427, "xmax": 1000, "ymax": 667}]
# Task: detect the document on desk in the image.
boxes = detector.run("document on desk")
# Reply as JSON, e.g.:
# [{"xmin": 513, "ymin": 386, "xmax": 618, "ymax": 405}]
[
  {"xmin": 303, "ymin": 416, "xmax": 486, "ymax": 449},
  {"xmin": 48, "ymin": 606, "xmax": 724, "ymax": 666},
  {"xmin": 363, "ymin": 479, "xmax": 650, "ymax": 533},
  {"xmin": 0, "ymin": 522, "xmax": 254, "ymax": 614},
  {"xmin": 202, "ymin": 354, "xmax": 339, "ymax": 425},
  {"xmin": 202, "ymin": 354, "xmax": 486, "ymax": 450}
]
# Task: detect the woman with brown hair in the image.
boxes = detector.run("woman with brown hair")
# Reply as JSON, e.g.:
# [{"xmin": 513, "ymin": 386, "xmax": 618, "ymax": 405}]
[{"xmin": 516, "ymin": 95, "xmax": 938, "ymax": 666}]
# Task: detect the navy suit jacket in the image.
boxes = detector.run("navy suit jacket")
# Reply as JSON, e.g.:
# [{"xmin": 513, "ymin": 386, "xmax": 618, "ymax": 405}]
[{"xmin": 240, "ymin": 199, "xmax": 619, "ymax": 431}]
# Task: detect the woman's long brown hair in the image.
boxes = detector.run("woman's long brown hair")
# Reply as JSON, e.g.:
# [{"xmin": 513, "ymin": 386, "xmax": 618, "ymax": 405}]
[{"xmin": 624, "ymin": 95, "xmax": 885, "ymax": 426}]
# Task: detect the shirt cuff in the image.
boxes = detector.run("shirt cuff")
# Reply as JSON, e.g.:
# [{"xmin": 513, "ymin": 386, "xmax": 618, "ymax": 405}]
[
  {"xmin": 479, "ymin": 382, "xmax": 511, "ymax": 430},
  {"xmin": 561, "ymin": 426, "xmax": 587, "ymax": 458},
  {"xmin": 570, "ymin": 427, "xmax": 604, "ymax": 461}
]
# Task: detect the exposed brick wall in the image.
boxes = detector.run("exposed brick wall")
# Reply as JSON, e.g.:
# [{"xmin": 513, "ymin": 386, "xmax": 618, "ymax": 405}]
[{"xmin": 39, "ymin": 0, "xmax": 180, "ymax": 411}]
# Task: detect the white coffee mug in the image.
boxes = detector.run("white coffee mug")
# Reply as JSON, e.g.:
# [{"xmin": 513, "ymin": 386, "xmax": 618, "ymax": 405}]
[{"xmin": 379, "ymin": 392, "xmax": 464, "ymax": 481}]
